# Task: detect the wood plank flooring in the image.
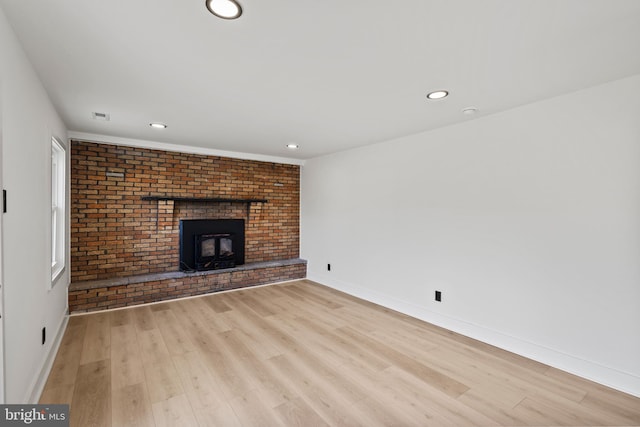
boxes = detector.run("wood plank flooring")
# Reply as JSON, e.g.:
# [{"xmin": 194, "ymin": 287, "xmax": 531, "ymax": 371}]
[{"xmin": 41, "ymin": 280, "xmax": 640, "ymax": 426}]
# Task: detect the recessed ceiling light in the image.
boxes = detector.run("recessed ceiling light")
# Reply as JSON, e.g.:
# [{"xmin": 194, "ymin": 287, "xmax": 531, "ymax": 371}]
[
  {"xmin": 150, "ymin": 123, "xmax": 167, "ymax": 129},
  {"xmin": 206, "ymin": 0, "xmax": 242, "ymax": 19},
  {"xmin": 286, "ymin": 144, "xmax": 299, "ymax": 149},
  {"xmin": 426, "ymin": 90, "xmax": 449, "ymax": 100}
]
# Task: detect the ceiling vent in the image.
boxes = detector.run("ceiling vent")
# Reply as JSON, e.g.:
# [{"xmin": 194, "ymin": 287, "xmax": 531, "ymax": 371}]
[{"xmin": 91, "ymin": 112, "xmax": 110, "ymax": 121}]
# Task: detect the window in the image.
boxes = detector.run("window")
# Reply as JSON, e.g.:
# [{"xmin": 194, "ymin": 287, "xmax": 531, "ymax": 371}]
[{"xmin": 51, "ymin": 137, "xmax": 66, "ymax": 284}]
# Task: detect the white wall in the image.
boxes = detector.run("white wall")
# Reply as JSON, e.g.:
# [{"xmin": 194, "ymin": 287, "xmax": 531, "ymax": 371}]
[
  {"xmin": 301, "ymin": 74, "xmax": 640, "ymax": 397},
  {"xmin": 1, "ymin": 7, "xmax": 69, "ymax": 403}
]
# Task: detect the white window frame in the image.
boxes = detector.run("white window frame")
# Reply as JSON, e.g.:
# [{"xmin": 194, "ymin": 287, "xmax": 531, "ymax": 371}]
[{"xmin": 51, "ymin": 137, "xmax": 66, "ymax": 284}]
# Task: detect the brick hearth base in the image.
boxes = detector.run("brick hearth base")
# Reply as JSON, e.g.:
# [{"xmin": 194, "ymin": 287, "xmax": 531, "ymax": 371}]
[{"xmin": 68, "ymin": 258, "xmax": 306, "ymax": 313}]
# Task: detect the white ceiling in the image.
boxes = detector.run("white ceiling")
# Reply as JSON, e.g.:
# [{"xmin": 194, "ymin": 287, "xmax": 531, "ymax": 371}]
[{"xmin": 2, "ymin": 0, "xmax": 640, "ymax": 161}]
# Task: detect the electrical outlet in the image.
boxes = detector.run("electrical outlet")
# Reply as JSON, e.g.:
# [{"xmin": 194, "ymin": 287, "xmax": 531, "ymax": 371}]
[
  {"xmin": 42, "ymin": 327, "xmax": 46, "ymax": 345},
  {"xmin": 435, "ymin": 291, "xmax": 442, "ymax": 302},
  {"xmin": 327, "ymin": 263, "xmax": 331, "ymax": 271}
]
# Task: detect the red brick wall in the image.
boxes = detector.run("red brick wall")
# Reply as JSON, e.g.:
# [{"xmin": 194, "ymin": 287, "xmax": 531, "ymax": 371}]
[{"xmin": 71, "ymin": 141, "xmax": 300, "ymax": 282}]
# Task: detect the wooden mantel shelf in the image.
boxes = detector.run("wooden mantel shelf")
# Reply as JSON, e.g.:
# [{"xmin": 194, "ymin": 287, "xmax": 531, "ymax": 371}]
[{"xmin": 142, "ymin": 196, "xmax": 268, "ymax": 204}]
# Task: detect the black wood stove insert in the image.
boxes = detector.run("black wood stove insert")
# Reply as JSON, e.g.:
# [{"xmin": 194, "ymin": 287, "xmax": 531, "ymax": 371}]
[{"xmin": 179, "ymin": 219, "xmax": 245, "ymax": 271}]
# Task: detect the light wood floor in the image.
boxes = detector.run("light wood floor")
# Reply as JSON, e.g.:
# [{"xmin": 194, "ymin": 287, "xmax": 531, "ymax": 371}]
[{"xmin": 41, "ymin": 280, "xmax": 640, "ymax": 426}]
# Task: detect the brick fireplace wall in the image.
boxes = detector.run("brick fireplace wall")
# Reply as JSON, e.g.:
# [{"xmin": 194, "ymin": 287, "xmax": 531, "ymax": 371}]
[{"xmin": 71, "ymin": 140, "xmax": 301, "ymax": 285}]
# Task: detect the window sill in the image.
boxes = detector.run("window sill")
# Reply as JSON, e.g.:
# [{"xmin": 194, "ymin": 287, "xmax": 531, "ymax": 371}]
[{"xmin": 51, "ymin": 265, "xmax": 65, "ymax": 288}]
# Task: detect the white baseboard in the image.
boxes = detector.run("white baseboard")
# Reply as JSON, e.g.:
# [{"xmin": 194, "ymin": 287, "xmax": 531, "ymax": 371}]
[
  {"xmin": 25, "ymin": 311, "xmax": 69, "ymax": 404},
  {"xmin": 308, "ymin": 274, "xmax": 640, "ymax": 398}
]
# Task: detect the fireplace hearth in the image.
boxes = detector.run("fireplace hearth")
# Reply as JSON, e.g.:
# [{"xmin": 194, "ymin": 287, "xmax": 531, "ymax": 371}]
[{"xmin": 179, "ymin": 219, "xmax": 245, "ymax": 271}]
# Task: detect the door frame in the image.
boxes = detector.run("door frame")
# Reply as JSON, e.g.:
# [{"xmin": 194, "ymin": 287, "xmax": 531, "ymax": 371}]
[{"xmin": 0, "ymin": 83, "xmax": 5, "ymax": 403}]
